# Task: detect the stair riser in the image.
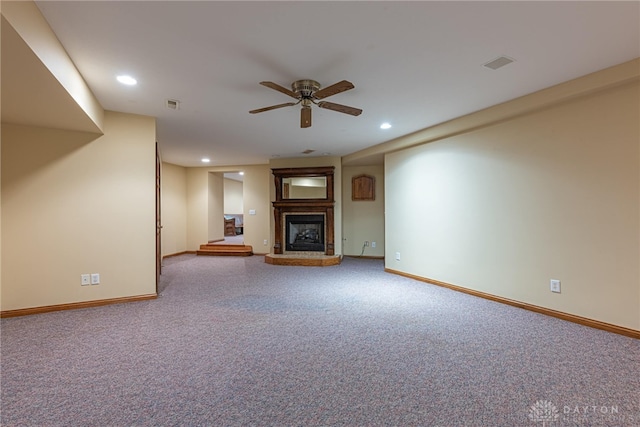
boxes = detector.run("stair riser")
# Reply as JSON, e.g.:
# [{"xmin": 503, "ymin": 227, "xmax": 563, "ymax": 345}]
[
  {"xmin": 196, "ymin": 251, "xmax": 253, "ymax": 257},
  {"xmin": 199, "ymin": 245, "xmax": 253, "ymax": 250}
]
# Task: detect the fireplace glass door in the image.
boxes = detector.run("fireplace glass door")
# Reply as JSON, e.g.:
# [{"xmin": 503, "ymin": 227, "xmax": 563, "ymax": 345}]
[{"xmin": 285, "ymin": 214, "xmax": 325, "ymax": 252}]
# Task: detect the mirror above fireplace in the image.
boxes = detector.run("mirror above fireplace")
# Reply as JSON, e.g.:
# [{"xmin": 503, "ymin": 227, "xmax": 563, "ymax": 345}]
[
  {"xmin": 282, "ymin": 176, "xmax": 327, "ymax": 199},
  {"xmin": 272, "ymin": 166, "xmax": 334, "ymax": 202}
]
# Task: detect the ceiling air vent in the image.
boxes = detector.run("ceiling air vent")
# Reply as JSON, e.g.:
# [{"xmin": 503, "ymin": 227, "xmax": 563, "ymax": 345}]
[
  {"xmin": 302, "ymin": 149, "xmax": 315, "ymax": 155},
  {"xmin": 166, "ymin": 99, "xmax": 180, "ymax": 110},
  {"xmin": 483, "ymin": 56, "xmax": 515, "ymax": 70}
]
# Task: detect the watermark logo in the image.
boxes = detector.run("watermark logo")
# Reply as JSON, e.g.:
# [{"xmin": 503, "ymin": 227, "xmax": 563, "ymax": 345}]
[
  {"xmin": 528, "ymin": 400, "xmax": 636, "ymax": 425},
  {"xmin": 528, "ymin": 400, "xmax": 559, "ymax": 426}
]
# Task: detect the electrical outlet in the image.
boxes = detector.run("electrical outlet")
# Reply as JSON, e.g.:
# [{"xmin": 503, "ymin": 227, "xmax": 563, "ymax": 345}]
[
  {"xmin": 395, "ymin": 252, "xmax": 401, "ymax": 261},
  {"xmin": 81, "ymin": 274, "xmax": 90, "ymax": 286},
  {"xmin": 550, "ymin": 279, "xmax": 561, "ymax": 293},
  {"xmin": 371, "ymin": 241, "xmax": 376, "ymax": 248},
  {"xmin": 263, "ymin": 239, "xmax": 268, "ymax": 245},
  {"xmin": 91, "ymin": 273, "xmax": 100, "ymax": 285}
]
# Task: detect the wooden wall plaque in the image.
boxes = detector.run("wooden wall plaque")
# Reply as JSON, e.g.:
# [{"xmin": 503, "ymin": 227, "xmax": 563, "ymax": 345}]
[{"xmin": 352, "ymin": 174, "xmax": 375, "ymax": 201}]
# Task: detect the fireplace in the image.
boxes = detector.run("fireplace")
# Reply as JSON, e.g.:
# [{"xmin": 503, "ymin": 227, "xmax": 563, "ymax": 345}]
[
  {"xmin": 270, "ymin": 166, "xmax": 336, "ymax": 257},
  {"xmin": 285, "ymin": 214, "xmax": 325, "ymax": 252}
]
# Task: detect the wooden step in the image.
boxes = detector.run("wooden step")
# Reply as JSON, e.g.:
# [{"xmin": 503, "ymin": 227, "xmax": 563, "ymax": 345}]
[
  {"xmin": 196, "ymin": 244, "xmax": 253, "ymax": 257},
  {"xmin": 199, "ymin": 243, "xmax": 250, "ymax": 250}
]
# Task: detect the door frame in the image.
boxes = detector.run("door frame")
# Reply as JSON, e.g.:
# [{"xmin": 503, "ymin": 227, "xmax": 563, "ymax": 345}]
[{"xmin": 155, "ymin": 142, "xmax": 162, "ymax": 291}]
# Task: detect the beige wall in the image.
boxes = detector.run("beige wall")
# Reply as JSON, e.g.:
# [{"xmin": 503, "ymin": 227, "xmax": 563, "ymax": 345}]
[
  {"xmin": 224, "ymin": 178, "xmax": 243, "ymax": 214},
  {"xmin": 270, "ymin": 156, "xmax": 343, "ymax": 255},
  {"xmin": 164, "ymin": 160, "xmax": 352, "ymax": 256},
  {"xmin": 160, "ymin": 162, "xmax": 187, "ymax": 256},
  {"xmin": 1, "ymin": 111, "xmax": 157, "ymax": 311},
  {"xmin": 179, "ymin": 164, "xmax": 271, "ymax": 252},
  {"xmin": 342, "ymin": 165, "xmax": 385, "ymax": 257},
  {"xmin": 1, "ymin": 1, "xmax": 104, "ymax": 133},
  {"xmin": 385, "ymin": 80, "xmax": 640, "ymax": 330},
  {"xmin": 234, "ymin": 165, "xmax": 271, "ymax": 253},
  {"xmin": 186, "ymin": 168, "xmax": 209, "ymax": 249}
]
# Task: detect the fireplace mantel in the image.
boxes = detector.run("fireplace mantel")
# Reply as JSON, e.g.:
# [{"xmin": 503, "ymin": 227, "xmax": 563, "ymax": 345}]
[{"xmin": 271, "ymin": 166, "xmax": 335, "ymax": 256}]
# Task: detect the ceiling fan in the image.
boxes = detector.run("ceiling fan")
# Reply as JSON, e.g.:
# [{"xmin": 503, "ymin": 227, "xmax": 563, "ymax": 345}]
[{"xmin": 249, "ymin": 79, "xmax": 362, "ymax": 128}]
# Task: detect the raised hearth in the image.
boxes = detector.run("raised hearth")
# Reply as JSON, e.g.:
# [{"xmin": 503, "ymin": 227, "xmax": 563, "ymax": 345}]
[{"xmin": 264, "ymin": 253, "xmax": 341, "ymax": 267}]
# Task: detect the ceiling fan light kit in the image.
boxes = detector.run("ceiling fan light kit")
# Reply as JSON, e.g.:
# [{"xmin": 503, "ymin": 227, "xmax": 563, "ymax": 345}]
[{"xmin": 250, "ymin": 79, "xmax": 362, "ymax": 128}]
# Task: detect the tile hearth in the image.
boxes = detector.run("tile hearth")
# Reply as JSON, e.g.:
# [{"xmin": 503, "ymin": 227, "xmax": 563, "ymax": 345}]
[{"xmin": 264, "ymin": 253, "xmax": 341, "ymax": 267}]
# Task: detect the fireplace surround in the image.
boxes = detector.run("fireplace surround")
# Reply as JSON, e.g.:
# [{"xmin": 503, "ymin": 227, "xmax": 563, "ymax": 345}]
[{"xmin": 270, "ymin": 166, "xmax": 335, "ymax": 256}]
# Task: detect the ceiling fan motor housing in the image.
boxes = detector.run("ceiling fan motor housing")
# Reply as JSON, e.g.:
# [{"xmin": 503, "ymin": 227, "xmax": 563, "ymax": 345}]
[{"xmin": 292, "ymin": 80, "xmax": 320, "ymax": 98}]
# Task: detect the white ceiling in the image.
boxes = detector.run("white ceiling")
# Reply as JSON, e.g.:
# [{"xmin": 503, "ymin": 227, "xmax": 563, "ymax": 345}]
[{"xmin": 33, "ymin": 1, "xmax": 640, "ymax": 167}]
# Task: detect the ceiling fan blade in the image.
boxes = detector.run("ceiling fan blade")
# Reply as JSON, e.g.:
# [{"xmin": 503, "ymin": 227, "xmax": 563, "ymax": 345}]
[
  {"xmin": 313, "ymin": 80, "xmax": 355, "ymax": 100},
  {"xmin": 249, "ymin": 102, "xmax": 297, "ymax": 114},
  {"xmin": 301, "ymin": 106, "xmax": 312, "ymax": 128},
  {"xmin": 259, "ymin": 81, "xmax": 298, "ymax": 99},
  {"xmin": 317, "ymin": 101, "xmax": 362, "ymax": 116}
]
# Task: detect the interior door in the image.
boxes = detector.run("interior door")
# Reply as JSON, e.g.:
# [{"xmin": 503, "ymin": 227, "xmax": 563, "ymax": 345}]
[{"xmin": 155, "ymin": 143, "xmax": 162, "ymax": 291}]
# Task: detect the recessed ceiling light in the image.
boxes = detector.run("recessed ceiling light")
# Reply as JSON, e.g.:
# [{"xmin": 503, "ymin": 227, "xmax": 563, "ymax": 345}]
[
  {"xmin": 239, "ymin": 171, "xmax": 244, "ymax": 176},
  {"xmin": 116, "ymin": 75, "xmax": 137, "ymax": 85},
  {"xmin": 380, "ymin": 122, "xmax": 392, "ymax": 129},
  {"xmin": 201, "ymin": 158, "xmax": 210, "ymax": 163}
]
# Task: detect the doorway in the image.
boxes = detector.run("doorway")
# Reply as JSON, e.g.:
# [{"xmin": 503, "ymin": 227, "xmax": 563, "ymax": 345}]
[{"xmin": 223, "ymin": 171, "xmax": 244, "ymax": 243}]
